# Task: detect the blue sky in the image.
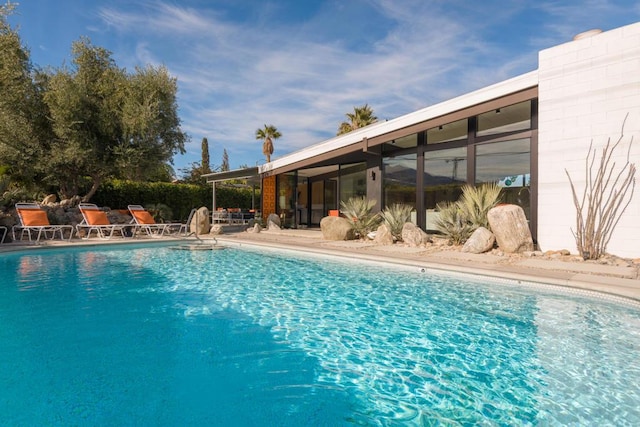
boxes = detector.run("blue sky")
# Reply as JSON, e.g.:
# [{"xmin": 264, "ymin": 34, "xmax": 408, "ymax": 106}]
[{"xmin": 7, "ymin": 0, "xmax": 640, "ymax": 176}]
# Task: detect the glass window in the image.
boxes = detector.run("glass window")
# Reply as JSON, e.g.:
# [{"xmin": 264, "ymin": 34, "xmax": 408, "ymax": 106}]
[
  {"xmin": 475, "ymin": 138, "xmax": 531, "ymax": 219},
  {"xmin": 423, "ymin": 147, "xmax": 467, "ymax": 230},
  {"xmin": 325, "ymin": 178, "xmax": 338, "ymax": 212},
  {"xmin": 476, "ymin": 101, "xmax": 531, "ymax": 137},
  {"xmin": 426, "ymin": 118, "xmax": 468, "ymax": 144},
  {"xmin": 383, "ymin": 153, "xmax": 417, "ymax": 219},
  {"xmin": 296, "ymin": 177, "xmax": 308, "ymax": 226},
  {"xmin": 383, "ymin": 133, "xmax": 418, "ymax": 153},
  {"xmin": 310, "ymin": 180, "xmax": 324, "ymax": 224},
  {"xmin": 276, "ymin": 172, "xmax": 296, "ymax": 228},
  {"xmin": 339, "ymin": 163, "xmax": 366, "ymax": 205}
]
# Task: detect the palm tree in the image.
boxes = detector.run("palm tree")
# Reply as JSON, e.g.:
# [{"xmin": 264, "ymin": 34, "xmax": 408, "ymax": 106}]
[
  {"xmin": 255, "ymin": 124, "xmax": 282, "ymax": 163},
  {"xmin": 337, "ymin": 104, "xmax": 378, "ymax": 135}
]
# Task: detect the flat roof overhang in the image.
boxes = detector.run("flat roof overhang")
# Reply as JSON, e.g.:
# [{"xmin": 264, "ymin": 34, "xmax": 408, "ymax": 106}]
[
  {"xmin": 259, "ymin": 70, "xmax": 539, "ymax": 177},
  {"xmin": 202, "ymin": 167, "xmax": 260, "ymax": 184}
]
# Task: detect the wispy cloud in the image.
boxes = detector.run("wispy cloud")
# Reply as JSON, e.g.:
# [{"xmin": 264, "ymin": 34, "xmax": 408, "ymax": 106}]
[{"xmin": 90, "ymin": 0, "xmax": 640, "ymax": 170}]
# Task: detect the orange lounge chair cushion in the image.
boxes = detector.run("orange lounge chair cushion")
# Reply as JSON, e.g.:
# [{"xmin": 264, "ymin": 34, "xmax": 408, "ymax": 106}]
[
  {"xmin": 132, "ymin": 210, "xmax": 156, "ymax": 225},
  {"xmin": 82, "ymin": 210, "xmax": 110, "ymax": 225},
  {"xmin": 19, "ymin": 209, "xmax": 50, "ymax": 226}
]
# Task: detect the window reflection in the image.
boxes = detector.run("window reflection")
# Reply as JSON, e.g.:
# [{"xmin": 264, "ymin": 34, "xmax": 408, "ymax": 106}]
[
  {"xmin": 296, "ymin": 177, "xmax": 308, "ymax": 226},
  {"xmin": 424, "ymin": 147, "xmax": 467, "ymax": 230},
  {"xmin": 427, "ymin": 119, "xmax": 467, "ymax": 144},
  {"xmin": 477, "ymin": 101, "xmax": 531, "ymax": 137},
  {"xmin": 339, "ymin": 163, "xmax": 366, "ymax": 205},
  {"xmin": 383, "ymin": 153, "xmax": 417, "ymax": 214},
  {"xmin": 476, "ymin": 138, "xmax": 531, "ymax": 219},
  {"xmin": 383, "ymin": 133, "xmax": 418, "ymax": 153},
  {"xmin": 277, "ymin": 172, "xmax": 296, "ymax": 228}
]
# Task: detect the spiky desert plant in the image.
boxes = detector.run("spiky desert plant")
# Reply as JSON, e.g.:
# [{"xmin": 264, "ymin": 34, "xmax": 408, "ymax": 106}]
[
  {"xmin": 566, "ymin": 115, "xmax": 636, "ymax": 260},
  {"xmin": 380, "ymin": 203, "xmax": 413, "ymax": 241},
  {"xmin": 340, "ymin": 196, "xmax": 381, "ymax": 238},
  {"xmin": 433, "ymin": 201, "xmax": 475, "ymax": 245},
  {"xmin": 457, "ymin": 183, "xmax": 503, "ymax": 230}
]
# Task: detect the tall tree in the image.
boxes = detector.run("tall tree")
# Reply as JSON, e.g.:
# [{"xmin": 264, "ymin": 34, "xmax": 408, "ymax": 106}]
[
  {"xmin": 255, "ymin": 124, "xmax": 281, "ymax": 163},
  {"xmin": 114, "ymin": 64, "xmax": 187, "ymax": 182},
  {"xmin": 0, "ymin": 3, "xmax": 51, "ymax": 187},
  {"xmin": 221, "ymin": 148, "xmax": 229, "ymax": 171},
  {"xmin": 42, "ymin": 38, "xmax": 187, "ymax": 199},
  {"xmin": 201, "ymin": 137, "xmax": 211, "ymax": 174},
  {"xmin": 337, "ymin": 104, "xmax": 378, "ymax": 135}
]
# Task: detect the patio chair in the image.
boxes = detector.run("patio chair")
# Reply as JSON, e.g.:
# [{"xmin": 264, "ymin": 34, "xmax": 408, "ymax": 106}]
[
  {"xmin": 12, "ymin": 202, "xmax": 74, "ymax": 244},
  {"xmin": 0, "ymin": 225, "xmax": 7, "ymax": 244},
  {"xmin": 77, "ymin": 203, "xmax": 134, "ymax": 240},
  {"xmin": 127, "ymin": 205, "xmax": 183, "ymax": 238}
]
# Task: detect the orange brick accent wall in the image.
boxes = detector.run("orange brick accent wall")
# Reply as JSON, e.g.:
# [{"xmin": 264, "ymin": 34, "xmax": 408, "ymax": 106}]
[{"xmin": 262, "ymin": 175, "xmax": 276, "ymax": 222}]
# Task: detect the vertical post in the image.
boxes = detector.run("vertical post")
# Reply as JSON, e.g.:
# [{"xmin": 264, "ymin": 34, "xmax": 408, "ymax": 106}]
[
  {"xmin": 416, "ymin": 131, "xmax": 426, "ymax": 229},
  {"xmin": 251, "ymin": 184, "xmax": 255, "ymax": 210},
  {"xmin": 212, "ymin": 181, "xmax": 217, "ymax": 212}
]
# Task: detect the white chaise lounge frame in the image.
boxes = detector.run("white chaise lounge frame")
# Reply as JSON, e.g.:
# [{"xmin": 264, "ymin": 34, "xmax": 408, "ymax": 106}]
[
  {"xmin": 77, "ymin": 203, "xmax": 133, "ymax": 240},
  {"xmin": 12, "ymin": 202, "xmax": 74, "ymax": 244}
]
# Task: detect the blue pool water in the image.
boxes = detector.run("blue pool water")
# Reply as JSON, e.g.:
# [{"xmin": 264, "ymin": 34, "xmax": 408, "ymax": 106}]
[{"xmin": 1, "ymin": 243, "xmax": 640, "ymax": 426}]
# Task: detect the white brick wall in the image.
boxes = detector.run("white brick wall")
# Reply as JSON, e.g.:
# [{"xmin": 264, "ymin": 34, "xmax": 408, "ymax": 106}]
[{"xmin": 537, "ymin": 23, "xmax": 640, "ymax": 258}]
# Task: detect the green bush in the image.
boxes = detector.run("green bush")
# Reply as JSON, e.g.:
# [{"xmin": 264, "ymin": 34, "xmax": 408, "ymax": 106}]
[
  {"xmin": 92, "ymin": 180, "xmax": 256, "ymax": 221},
  {"xmin": 380, "ymin": 203, "xmax": 413, "ymax": 241}
]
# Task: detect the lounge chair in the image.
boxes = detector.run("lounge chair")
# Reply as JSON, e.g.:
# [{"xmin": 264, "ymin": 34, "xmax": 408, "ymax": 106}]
[
  {"xmin": 12, "ymin": 202, "xmax": 74, "ymax": 243},
  {"xmin": 127, "ymin": 205, "xmax": 183, "ymax": 237},
  {"xmin": 77, "ymin": 203, "xmax": 133, "ymax": 240}
]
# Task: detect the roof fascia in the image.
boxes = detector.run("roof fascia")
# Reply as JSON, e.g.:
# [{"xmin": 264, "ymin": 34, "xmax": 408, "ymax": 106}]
[{"xmin": 258, "ymin": 70, "xmax": 538, "ymax": 176}]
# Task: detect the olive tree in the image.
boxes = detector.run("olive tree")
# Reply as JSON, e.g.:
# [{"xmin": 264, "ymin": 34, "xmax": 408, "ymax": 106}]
[
  {"xmin": 0, "ymin": 3, "xmax": 50, "ymax": 187},
  {"xmin": 42, "ymin": 38, "xmax": 187, "ymax": 200}
]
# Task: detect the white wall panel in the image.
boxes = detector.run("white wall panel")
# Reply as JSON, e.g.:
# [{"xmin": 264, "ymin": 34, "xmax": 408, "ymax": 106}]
[{"xmin": 537, "ymin": 23, "xmax": 640, "ymax": 258}]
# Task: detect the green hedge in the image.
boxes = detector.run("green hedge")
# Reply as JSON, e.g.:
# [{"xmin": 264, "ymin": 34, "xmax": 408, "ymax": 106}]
[{"xmin": 92, "ymin": 180, "xmax": 257, "ymax": 221}]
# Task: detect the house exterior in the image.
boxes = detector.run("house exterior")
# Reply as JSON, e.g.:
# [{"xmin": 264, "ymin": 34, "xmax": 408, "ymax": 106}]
[{"xmin": 206, "ymin": 22, "xmax": 640, "ymax": 259}]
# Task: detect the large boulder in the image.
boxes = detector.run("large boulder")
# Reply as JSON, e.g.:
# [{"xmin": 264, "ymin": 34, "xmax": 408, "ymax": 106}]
[
  {"xmin": 401, "ymin": 222, "xmax": 430, "ymax": 247},
  {"xmin": 267, "ymin": 213, "xmax": 281, "ymax": 230},
  {"xmin": 209, "ymin": 224, "xmax": 224, "ymax": 235},
  {"xmin": 320, "ymin": 216, "xmax": 355, "ymax": 241},
  {"xmin": 108, "ymin": 209, "xmax": 131, "ymax": 225},
  {"xmin": 190, "ymin": 206, "xmax": 211, "ymax": 235},
  {"xmin": 374, "ymin": 223, "xmax": 394, "ymax": 245},
  {"xmin": 462, "ymin": 227, "xmax": 495, "ymax": 253},
  {"xmin": 41, "ymin": 194, "xmax": 57, "ymax": 205},
  {"xmin": 487, "ymin": 204, "xmax": 534, "ymax": 253},
  {"xmin": 247, "ymin": 223, "xmax": 262, "ymax": 233},
  {"xmin": 60, "ymin": 196, "xmax": 81, "ymax": 208}
]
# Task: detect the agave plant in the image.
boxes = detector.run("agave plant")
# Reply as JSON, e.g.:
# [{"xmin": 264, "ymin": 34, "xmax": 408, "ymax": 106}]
[
  {"xmin": 456, "ymin": 183, "xmax": 503, "ymax": 230},
  {"xmin": 432, "ymin": 183, "xmax": 503, "ymax": 244},
  {"xmin": 380, "ymin": 203, "xmax": 413, "ymax": 241},
  {"xmin": 433, "ymin": 201, "xmax": 475, "ymax": 245},
  {"xmin": 340, "ymin": 196, "xmax": 381, "ymax": 238}
]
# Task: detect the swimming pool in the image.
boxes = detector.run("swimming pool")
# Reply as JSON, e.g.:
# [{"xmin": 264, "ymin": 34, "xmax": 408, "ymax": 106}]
[{"xmin": 1, "ymin": 243, "xmax": 639, "ymax": 425}]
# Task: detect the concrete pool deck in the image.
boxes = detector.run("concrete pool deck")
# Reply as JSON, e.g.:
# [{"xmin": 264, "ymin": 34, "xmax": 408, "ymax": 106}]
[{"xmin": 2, "ymin": 227, "xmax": 639, "ymax": 303}]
